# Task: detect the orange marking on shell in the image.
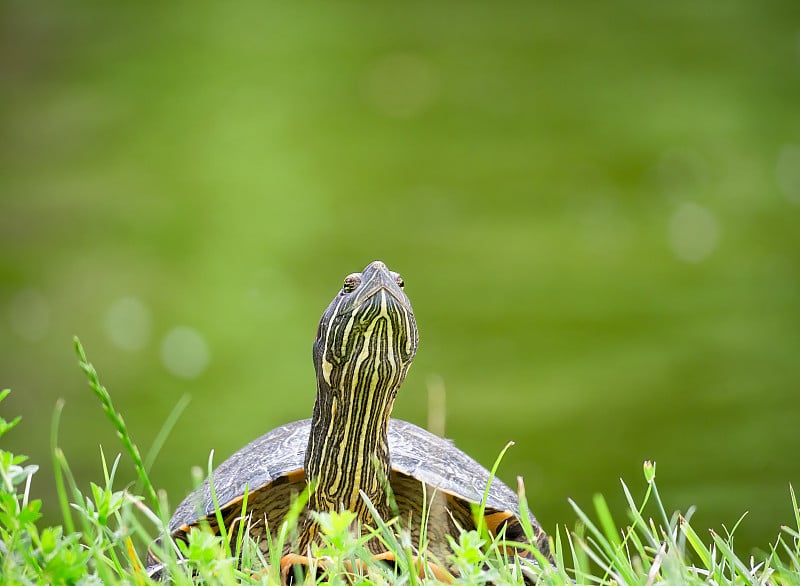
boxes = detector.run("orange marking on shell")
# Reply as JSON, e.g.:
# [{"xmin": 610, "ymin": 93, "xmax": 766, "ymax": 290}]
[
  {"xmin": 483, "ymin": 510, "xmax": 515, "ymax": 535},
  {"xmin": 286, "ymin": 469, "xmax": 306, "ymax": 483}
]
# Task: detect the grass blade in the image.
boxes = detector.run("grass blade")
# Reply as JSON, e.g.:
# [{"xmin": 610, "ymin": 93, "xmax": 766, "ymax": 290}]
[
  {"xmin": 144, "ymin": 393, "xmax": 191, "ymax": 473},
  {"xmin": 50, "ymin": 398, "xmax": 75, "ymax": 534},
  {"xmin": 74, "ymin": 337, "xmax": 161, "ymax": 517}
]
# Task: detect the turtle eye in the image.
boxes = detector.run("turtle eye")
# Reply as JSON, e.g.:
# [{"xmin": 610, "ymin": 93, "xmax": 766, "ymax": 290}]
[
  {"xmin": 342, "ymin": 273, "xmax": 361, "ymax": 294},
  {"xmin": 395, "ymin": 274, "xmax": 405, "ymax": 289}
]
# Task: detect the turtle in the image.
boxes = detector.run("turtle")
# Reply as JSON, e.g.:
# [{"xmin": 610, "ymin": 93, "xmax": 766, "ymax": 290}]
[{"xmin": 148, "ymin": 260, "xmax": 551, "ymax": 581}]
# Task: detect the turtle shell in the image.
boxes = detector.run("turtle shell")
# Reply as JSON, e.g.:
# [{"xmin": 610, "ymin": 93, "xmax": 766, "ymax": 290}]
[{"xmin": 164, "ymin": 418, "xmax": 549, "ymax": 562}]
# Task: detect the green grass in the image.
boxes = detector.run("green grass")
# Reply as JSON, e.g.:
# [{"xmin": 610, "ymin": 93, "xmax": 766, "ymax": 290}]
[{"xmin": 1, "ymin": 341, "xmax": 798, "ymax": 585}]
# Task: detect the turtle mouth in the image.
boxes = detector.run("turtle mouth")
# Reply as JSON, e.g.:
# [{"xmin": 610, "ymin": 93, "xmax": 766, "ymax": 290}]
[{"xmin": 353, "ymin": 261, "xmax": 411, "ymax": 313}]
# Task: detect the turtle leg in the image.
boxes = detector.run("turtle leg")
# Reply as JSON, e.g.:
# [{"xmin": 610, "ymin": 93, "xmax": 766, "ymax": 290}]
[
  {"xmin": 373, "ymin": 551, "xmax": 455, "ymax": 582},
  {"xmin": 279, "ymin": 553, "xmax": 319, "ymax": 585},
  {"xmin": 280, "ymin": 553, "xmax": 377, "ymax": 585},
  {"xmin": 278, "ymin": 552, "xmax": 455, "ymax": 585}
]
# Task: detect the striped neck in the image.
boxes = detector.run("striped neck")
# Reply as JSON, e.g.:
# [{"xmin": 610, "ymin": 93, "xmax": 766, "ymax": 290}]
[{"xmin": 305, "ymin": 376, "xmax": 395, "ymax": 519}]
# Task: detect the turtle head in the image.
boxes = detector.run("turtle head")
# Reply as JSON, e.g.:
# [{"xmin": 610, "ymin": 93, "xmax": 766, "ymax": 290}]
[{"xmin": 313, "ymin": 260, "xmax": 418, "ymax": 395}]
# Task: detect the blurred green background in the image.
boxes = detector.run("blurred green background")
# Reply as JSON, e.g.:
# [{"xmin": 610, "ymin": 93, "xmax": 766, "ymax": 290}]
[{"xmin": 2, "ymin": 0, "xmax": 799, "ymax": 555}]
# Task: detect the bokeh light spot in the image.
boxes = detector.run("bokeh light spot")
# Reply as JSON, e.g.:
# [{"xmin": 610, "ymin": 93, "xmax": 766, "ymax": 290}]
[
  {"xmin": 160, "ymin": 326, "xmax": 210, "ymax": 379},
  {"xmin": 668, "ymin": 202, "xmax": 720, "ymax": 263},
  {"xmin": 8, "ymin": 288, "xmax": 50, "ymax": 342},
  {"xmin": 363, "ymin": 53, "xmax": 440, "ymax": 118},
  {"xmin": 775, "ymin": 144, "xmax": 800, "ymax": 206},
  {"xmin": 105, "ymin": 296, "xmax": 152, "ymax": 351}
]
